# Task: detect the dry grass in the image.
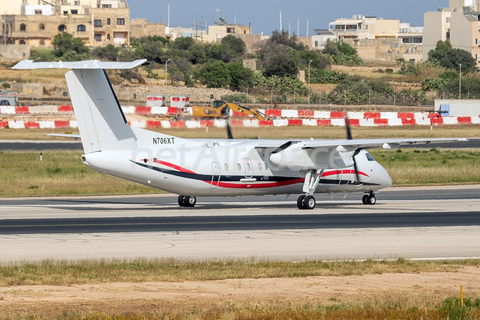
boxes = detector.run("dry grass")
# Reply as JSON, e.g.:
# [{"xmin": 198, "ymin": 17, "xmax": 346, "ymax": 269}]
[
  {"xmin": 0, "ymin": 148, "xmax": 479, "ymax": 197},
  {"xmin": 1, "ymin": 259, "xmax": 479, "ymax": 319},
  {"xmin": 0, "ymin": 258, "xmax": 478, "ymax": 286},
  {"xmin": 371, "ymin": 149, "xmax": 480, "ymax": 185},
  {"xmin": 0, "ymin": 151, "xmax": 158, "ymax": 197},
  {"xmin": 3, "ymin": 300, "xmax": 479, "ymax": 320},
  {"xmin": 0, "ymin": 68, "xmax": 67, "ymax": 83}
]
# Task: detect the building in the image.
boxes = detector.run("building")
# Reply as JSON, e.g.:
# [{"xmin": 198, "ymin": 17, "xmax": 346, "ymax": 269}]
[
  {"xmin": 422, "ymin": 8, "xmax": 452, "ymax": 61},
  {"xmin": 312, "ymin": 29, "xmax": 336, "ymax": 49},
  {"xmin": 423, "ymin": 1, "xmax": 480, "ymax": 66},
  {"xmin": 327, "ymin": 15, "xmax": 423, "ymax": 63},
  {"xmin": 203, "ymin": 18, "xmax": 252, "ymax": 42},
  {"xmin": 329, "ymin": 15, "xmax": 401, "ymax": 40},
  {"xmin": 1, "ymin": 0, "xmax": 130, "ymax": 47},
  {"xmin": 450, "ymin": 7, "xmax": 480, "ymax": 66}
]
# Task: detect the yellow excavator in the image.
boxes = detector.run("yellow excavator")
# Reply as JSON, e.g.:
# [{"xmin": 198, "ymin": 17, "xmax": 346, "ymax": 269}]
[{"xmin": 191, "ymin": 100, "xmax": 266, "ymax": 120}]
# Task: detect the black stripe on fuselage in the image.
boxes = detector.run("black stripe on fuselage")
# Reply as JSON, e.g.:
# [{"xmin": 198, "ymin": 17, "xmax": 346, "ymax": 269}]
[{"xmin": 132, "ymin": 161, "xmax": 380, "ymax": 186}]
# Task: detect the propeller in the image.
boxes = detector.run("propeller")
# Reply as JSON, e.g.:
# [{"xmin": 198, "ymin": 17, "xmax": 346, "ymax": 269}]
[
  {"xmin": 345, "ymin": 115, "xmax": 361, "ymax": 183},
  {"xmin": 226, "ymin": 118, "xmax": 234, "ymax": 139}
]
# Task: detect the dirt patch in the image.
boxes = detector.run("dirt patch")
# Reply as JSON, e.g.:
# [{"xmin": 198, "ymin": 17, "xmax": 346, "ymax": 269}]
[{"xmin": 0, "ymin": 268, "xmax": 478, "ymax": 316}]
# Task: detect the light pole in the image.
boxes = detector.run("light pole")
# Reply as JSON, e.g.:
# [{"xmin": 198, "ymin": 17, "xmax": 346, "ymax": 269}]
[
  {"xmin": 165, "ymin": 58, "xmax": 171, "ymax": 102},
  {"xmin": 459, "ymin": 63, "xmax": 462, "ymax": 100},
  {"xmin": 308, "ymin": 59, "xmax": 313, "ymax": 105}
]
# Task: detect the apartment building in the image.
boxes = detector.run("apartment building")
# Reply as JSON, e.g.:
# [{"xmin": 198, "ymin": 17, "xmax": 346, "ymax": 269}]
[
  {"xmin": 424, "ymin": 0, "xmax": 480, "ymax": 66},
  {"xmin": 328, "ymin": 15, "xmax": 423, "ymax": 63},
  {"xmin": 203, "ymin": 18, "xmax": 252, "ymax": 42},
  {"xmin": 1, "ymin": 0, "xmax": 130, "ymax": 47}
]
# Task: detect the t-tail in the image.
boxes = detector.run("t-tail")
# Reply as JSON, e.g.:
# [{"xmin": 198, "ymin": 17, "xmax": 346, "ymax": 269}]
[{"xmin": 13, "ymin": 59, "xmax": 147, "ymax": 154}]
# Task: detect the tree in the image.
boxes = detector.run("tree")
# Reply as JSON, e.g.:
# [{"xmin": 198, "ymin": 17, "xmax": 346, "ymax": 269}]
[
  {"xmin": 428, "ymin": 40, "xmax": 452, "ymax": 64},
  {"xmin": 52, "ymin": 32, "xmax": 90, "ymax": 60},
  {"xmin": 221, "ymin": 35, "xmax": 246, "ymax": 56},
  {"xmin": 322, "ymin": 39, "xmax": 340, "ymax": 56},
  {"xmin": 193, "ymin": 60, "xmax": 230, "ymax": 88},
  {"xmin": 227, "ymin": 62, "xmax": 254, "ymax": 90},
  {"xmin": 439, "ymin": 48, "xmax": 476, "ymax": 73},
  {"xmin": 258, "ymin": 42, "xmax": 299, "ymax": 77},
  {"xmin": 268, "ymin": 30, "xmax": 306, "ymax": 51},
  {"xmin": 172, "ymin": 37, "xmax": 194, "ymax": 51},
  {"xmin": 92, "ymin": 44, "xmax": 119, "ymax": 61}
]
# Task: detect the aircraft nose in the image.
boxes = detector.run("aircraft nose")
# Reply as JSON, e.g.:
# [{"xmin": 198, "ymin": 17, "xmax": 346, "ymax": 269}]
[{"xmin": 382, "ymin": 172, "xmax": 392, "ymax": 189}]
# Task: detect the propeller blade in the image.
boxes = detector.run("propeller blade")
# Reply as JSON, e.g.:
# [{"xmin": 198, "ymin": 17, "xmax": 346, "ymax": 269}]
[
  {"xmin": 345, "ymin": 115, "xmax": 353, "ymax": 140},
  {"xmin": 346, "ymin": 115, "xmax": 360, "ymax": 183},
  {"xmin": 352, "ymin": 150, "xmax": 361, "ymax": 183},
  {"xmin": 226, "ymin": 119, "xmax": 234, "ymax": 140}
]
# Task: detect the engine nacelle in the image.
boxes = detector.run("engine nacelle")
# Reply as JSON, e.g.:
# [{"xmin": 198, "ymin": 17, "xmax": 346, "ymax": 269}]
[{"xmin": 269, "ymin": 143, "xmax": 355, "ymax": 171}]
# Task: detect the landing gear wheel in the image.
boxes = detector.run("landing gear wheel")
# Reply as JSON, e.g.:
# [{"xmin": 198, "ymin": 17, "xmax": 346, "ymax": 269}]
[
  {"xmin": 362, "ymin": 195, "xmax": 369, "ymax": 205},
  {"xmin": 186, "ymin": 196, "xmax": 196, "ymax": 207},
  {"xmin": 304, "ymin": 195, "xmax": 316, "ymax": 210},
  {"xmin": 178, "ymin": 195, "xmax": 186, "ymax": 207},
  {"xmin": 367, "ymin": 195, "xmax": 376, "ymax": 205},
  {"xmin": 297, "ymin": 195, "xmax": 316, "ymax": 209},
  {"xmin": 297, "ymin": 195, "xmax": 306, "ymax": 209},
  {"xmin": 178, "ymin": 195, "xmax": 196, "ymax": 207}
]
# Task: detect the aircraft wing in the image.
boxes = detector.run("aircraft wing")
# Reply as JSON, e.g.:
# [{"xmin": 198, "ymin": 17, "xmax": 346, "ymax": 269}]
[
  {"xmin": 256, "ymin": 138, "xmax": 468, "ymax": 151},
  {"xmin": 255, "ymin": 138, "xmax": 469, "ymax": 171}
]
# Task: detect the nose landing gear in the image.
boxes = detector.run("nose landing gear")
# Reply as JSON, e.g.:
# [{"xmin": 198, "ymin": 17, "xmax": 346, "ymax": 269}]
[{"xmin": 362, "ymin": 192, "xmax": 376, "ymax": 205}]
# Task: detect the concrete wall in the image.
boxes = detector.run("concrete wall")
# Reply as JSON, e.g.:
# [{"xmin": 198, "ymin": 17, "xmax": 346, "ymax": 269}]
[
  {"xmin": 344, "ymin": 38, "xmax": 423, "ymax": 63},
  {"xmin": 242, "ymin": 59, "xmax": 256, "ymax": 71},
  {"xmin": 130, "ymin": 18, "xmax": 165, "ymax": 39},
  {"xmin": 0, "ymin": 44, "xmax": 30, "ymax": 61}
]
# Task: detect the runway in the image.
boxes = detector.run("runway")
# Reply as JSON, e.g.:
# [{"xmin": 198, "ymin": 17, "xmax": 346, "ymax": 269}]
[
  {"xmin": 0, "ymin": 138, "xmax": 479, "ymax": 151},
  {"xmin": 0, "ymin": 185, "xmax": 479, "ymax": 262}
]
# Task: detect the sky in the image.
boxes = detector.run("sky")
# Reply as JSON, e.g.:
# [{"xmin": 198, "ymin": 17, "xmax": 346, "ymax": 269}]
[{"xmin": 127, "ymin": 0, "xmax": 449, "ymax": 36}]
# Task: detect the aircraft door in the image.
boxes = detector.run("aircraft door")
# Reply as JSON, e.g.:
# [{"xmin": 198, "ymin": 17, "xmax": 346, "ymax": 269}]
[
  {"xmin": 211, "ymin": 162, "xmax": 221, "ymax": 188},
  {"xmin": 243, "ymin": 158, "xmax": 253, "ymax": 178}
]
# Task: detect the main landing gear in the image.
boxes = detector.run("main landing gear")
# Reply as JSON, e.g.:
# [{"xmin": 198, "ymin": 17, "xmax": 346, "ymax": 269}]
[
  {"xmin": 362, "ymin": 191, "xmax": 377, "ymax": 205},
  {"xmin": 297, "ymin": 169, "xmax": 324, "ymax": 210},
  {"xmin": 178, "ymin": 195, "xmax": 196, "ymax": 207}
]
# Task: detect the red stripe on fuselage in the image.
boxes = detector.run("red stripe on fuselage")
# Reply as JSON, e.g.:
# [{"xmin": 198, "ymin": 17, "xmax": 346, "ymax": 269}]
[
  {"xmin": 143, "ymin": 159, "xmax": 366, "ymax": 189},
  {"xmin": 322, "ymin": 170, "xmax": 369, "ymax": 177}
]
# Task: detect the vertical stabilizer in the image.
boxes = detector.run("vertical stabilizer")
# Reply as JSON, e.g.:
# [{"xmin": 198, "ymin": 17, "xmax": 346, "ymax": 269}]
[
  {"xmin": 12, "ymin": 59, "xmax": 147, "ymax": 154},
  {"xmin": 66, "ymin": 69, "xmax": 137, "ymax": 154}
]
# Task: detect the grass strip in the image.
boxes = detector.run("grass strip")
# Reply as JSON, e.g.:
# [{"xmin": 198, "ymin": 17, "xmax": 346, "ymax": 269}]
[
  {"xmin": 0, "ymin": 149, "xmax": 480, "ymax": 197},
  {"xmin": 1, "ymin": 258, "xmax": 479, "ymax": 286}
]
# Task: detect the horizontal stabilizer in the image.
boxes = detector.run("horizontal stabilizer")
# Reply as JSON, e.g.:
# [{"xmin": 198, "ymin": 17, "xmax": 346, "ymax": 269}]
[{"xmin": 12, "ymin": 59, "xmax": 147, "ymax": 70}]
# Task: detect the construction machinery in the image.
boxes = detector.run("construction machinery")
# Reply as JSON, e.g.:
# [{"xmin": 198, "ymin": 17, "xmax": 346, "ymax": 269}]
[{"xmin": 191, "ymin": 100, "xmax": 266, "ymax": 120}]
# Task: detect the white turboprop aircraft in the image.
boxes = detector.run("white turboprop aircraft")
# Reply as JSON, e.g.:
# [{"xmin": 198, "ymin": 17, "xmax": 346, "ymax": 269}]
[{"xmin": 13, "ymin": 59, "xmax": 467, "ymax": 209}]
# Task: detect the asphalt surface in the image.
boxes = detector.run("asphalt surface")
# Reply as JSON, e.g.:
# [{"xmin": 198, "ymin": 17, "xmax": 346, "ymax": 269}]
[
  {"xmin": 0, "ymin": 139, "xmax": 479, "ymax": 151},
  {"xmin": 1, "ymin": 187, "xmax": 479, "ymax": 235},
  {"xmin": 0, "ymin": 211, "xmax": 478, "ymax": 235}
]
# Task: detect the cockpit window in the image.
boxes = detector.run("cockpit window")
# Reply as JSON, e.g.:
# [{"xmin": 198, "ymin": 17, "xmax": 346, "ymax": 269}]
[{"xmin": 365, "ymin": 152, "xmax": 376, "ymax": 162}]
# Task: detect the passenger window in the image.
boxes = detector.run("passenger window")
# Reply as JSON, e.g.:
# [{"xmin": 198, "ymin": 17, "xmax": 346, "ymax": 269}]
[
  {"xmin": 366, "ymin": 153, "xmax": 376, "ymax": 162},
  {"xmin": 224, "ymin": 163, "xmax": 229, "ymax": 171}
]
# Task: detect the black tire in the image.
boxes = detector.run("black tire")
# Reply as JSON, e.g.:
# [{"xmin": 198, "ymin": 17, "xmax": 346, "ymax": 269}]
[
  {"xmin": 304, "ymin": 195, "xmax": 316, "ymax": 210},
  {"xmin": 297, "ymin": 195, "xmax": 306, "ymax": 209},
  {"xmin": 368, "ymin": 195, "xmax": 377, "ymax": 205},
  {"xmin": 362, "ymin": 195, "xmax": 369, "ymax": 205},
  {"xmin": 186, "ymin": 196, "xmax": 196, "ymax": 207},
  {"xmin": 178, "ymin": 195, "xmax": 186, "ymax": 207}
]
